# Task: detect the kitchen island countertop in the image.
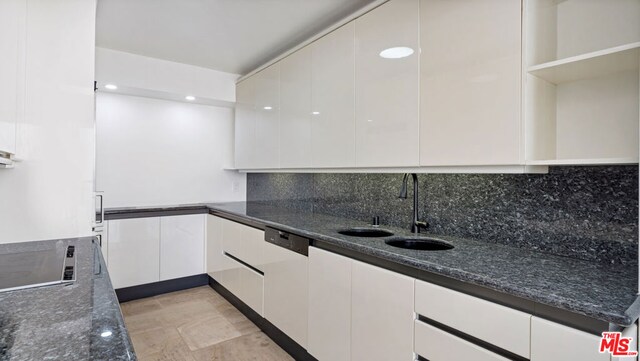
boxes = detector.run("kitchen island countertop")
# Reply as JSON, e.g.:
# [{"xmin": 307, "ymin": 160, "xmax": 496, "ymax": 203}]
[{"xmin": 0, "ymin": 237, "xmax": 135, "ymax": 361}]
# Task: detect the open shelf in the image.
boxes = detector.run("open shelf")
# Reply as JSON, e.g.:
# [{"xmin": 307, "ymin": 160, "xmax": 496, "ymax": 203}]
[
  {"xmin": 528, "ymin": 43, "xmax": 640, "ymax": 84},
  {"xmin": 524, "ymin": 1, "xmax": 639, "ymax": 166},
  {"xmin": 526, "ymin": 157, "xmax": 639, "ymax": 166}
]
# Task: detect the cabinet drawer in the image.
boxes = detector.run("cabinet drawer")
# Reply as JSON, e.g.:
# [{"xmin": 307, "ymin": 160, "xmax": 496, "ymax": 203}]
[
  {"xmin": 415, "ymin": 280, "xmax": 530, "ymax": 358},
  {"xmin": 214, "ymin": 253, "xmax": 264, "ymax": 316},
  {"xmin": 415, "ymin": 321, "xmax": 510, "ymax": 361},
  {"xmin": 531, "ymin": 317, "xmax": 610, "ymax": 361},
  {"xmin": 220, "ymin": 218, "xmax": 265, "ymax": 271}
]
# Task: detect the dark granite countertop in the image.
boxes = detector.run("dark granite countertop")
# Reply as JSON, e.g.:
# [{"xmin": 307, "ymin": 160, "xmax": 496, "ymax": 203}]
[
  {"xmin": 0, "ymin": 237, "xmax": 135, "ymax": 360},
  {"xmin": 104, "ymin": 202, "xmax": 640, "ymax": 329}
]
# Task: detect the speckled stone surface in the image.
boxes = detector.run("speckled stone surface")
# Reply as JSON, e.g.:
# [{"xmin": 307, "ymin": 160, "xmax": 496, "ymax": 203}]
[
  {"xmin": 207, "ymin": 201, "xmax": 640, "ymax": 327},
  {"xmin": 247, "ymin": 166, "xmax": 639, "ymax": 265},
  {"xmin": 0, "ymin": 237, "xmax": 135, "ymax": 361}
]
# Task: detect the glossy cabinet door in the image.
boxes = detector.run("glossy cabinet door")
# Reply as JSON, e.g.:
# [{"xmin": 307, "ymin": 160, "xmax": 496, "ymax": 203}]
[
  {"xmin": 0, "ymin": 0, "xmax": 24, "ymax": 155},
  {"xmin": 107, "ymin": 218, "xmax": 160, "ymax": 289},
  {"xmin": 234, "ymin": 79, "xmax": 256, "ymax": 169},
  {"xmin": 220, "ymin": 217, "xmax": 265, "ymax": 271},
  {"xmin": 415, "ymin": 279, "xmax": 531, "ymax": 358},
  {"xmin": 308, "ymin": 247, "xmax": 352, "ymax": 361},
  {"xmin": 355, "ymin": 0, "xmax": 420, "ymax": 167},
  {"xmin": 280, "ymin": 47, "xmax": 312, "ymax": 168},
  {"xmin": 97, "ymin": 224, "xmax": 108, "ymax": 266},
  {"xmin": 236, "ymin": 258, "xmax": 265, "ymax": 316},
  {"xmin": 220, "ymin": 218, "xmax": 245, "ymax": 260},
  {"xmin": 159, "ymin": 214, "xmax": 205, "ymax": 281},
  {"xmin": 415, "ymin": 321, "xmax": 510, "ymax": 361},
  {"xmin": 531, "ymin": 317, "xmax": 611, "ymax": 361},
  {"xmin": 207, "ymin": 215, "xmax": 264, "ymax": 316},
  {"xmin": 420, "ymin": 0, "xmax": 522, "ymax": 166},
  {"xmin": 206, "ymin": 214, "xmax": 224, "ymax": 274},
  {"xmin": 206, "ymin": 215, "xmax": 241, "ymax": 295},
  {"xmin": 351, "ymin": 259, "xmax": 415, "ymax": 361},
  {"xmin": 311, "ymin": 22, "xmax": 356, "ymax": 168},
  {"xmin": 252, "ymin": 64, "xmax": 280, "ymax": 169},
  {"xmin": 263, "ymin": 242, "xmax": 308, "ymax": 348}
]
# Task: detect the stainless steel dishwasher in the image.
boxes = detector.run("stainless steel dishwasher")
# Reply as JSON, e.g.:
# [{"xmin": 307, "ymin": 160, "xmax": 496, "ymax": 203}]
[{"xmin": 263, "ymin": 227, "xmax": 310, "ymax": 349}]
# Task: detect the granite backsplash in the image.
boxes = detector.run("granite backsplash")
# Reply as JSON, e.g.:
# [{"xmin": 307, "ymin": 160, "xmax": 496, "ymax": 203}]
[{"xmin": 247, "ymin": 166, "xmax": 639, "ymax": 266}]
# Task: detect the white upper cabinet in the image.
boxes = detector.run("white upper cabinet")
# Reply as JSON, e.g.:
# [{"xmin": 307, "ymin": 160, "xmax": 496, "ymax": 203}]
[
  {"xmin": 355, "ymin": 0, "xmax": 420, "ymax": 167},
  {"xmin": 280, "ymin": 47, "xmax": 312, "ymax": 168},
  {"xmin": 311, "ymin": 22, "xmax": 356, "ymax": 168},
  {"xmin": 252, "ymin": 64, "xmax": 280, "ymax": 169},
  {"xmin": 419, "ymin": 0, "xmax": 522, "ymax": 166},
  {"xmin": 234, "ymin": 64, "xmax": 280, "ymax": 169},
  {"xmin": 0, "ymin": 0, "xmax": 25, "ymax": 156},
  {"xmin": 234, "ymin": 0, "xmax": 638, "ymax": 170},
  {"xmin": 234, "ymin": 79, "xmax": 256, "ymax": 169}
]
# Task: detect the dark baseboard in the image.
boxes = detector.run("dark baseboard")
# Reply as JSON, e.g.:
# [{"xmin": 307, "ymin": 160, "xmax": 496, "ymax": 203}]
[
  {"xmin": 116, "ymin": 274, "xmax": 209, "ymax": 302},
  {"xmin": 208, "ymin": 276, "xmax": 318, "ymax": 361}
]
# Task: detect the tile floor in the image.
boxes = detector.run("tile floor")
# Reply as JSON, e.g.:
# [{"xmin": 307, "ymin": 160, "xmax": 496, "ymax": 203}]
[{"xmin": 121, "ymin": 286, "xmax": 294, "ymax": 361}]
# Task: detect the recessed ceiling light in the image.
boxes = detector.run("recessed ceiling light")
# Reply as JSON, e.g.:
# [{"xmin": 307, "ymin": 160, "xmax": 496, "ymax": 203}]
[
  {"xmin": 379, "ymin": 47, "xmax": 414, "ymax": 59},
  {"xmin": 263, "ymin": 106, "xmax": 273, "ymax": 110},
  {"xmin": 185, "ymin": 95, "xmax": 196, "ymax": 101},
  {"xmin": 104, "ymin": 84, "xmax": 118, "ymax": 90},
  {"xmin": 100, "ymin": 331, "xmax": 112, "ymax": 338},
  {"xmin": 312, "ymin": 111, "xmax": 320, "ymax": 115}
]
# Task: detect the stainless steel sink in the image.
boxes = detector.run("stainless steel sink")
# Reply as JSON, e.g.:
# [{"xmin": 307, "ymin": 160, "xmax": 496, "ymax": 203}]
[
  {"xmin": 385, "ymin": 237, "xmax": 453, "ymax": 251},
  {"xmin": 338, "ymin": 228, "xmax": 394, "ymax": 237}
]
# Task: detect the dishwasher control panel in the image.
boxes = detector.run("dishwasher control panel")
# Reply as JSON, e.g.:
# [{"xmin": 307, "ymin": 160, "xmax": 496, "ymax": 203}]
[{"xmin": 264, "ymin": 227, "xmax": 310, "ymax": 256}]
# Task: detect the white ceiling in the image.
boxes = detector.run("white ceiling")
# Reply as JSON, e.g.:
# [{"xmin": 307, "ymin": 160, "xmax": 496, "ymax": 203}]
[{"xmin": 96, "ymin": 0, "xmax": 376, "ymax": 75}]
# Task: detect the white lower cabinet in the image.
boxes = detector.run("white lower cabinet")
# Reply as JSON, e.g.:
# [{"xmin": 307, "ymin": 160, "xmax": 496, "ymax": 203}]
[
  {"xmin": 107, "ymin": 217, "xmax": 161, "ymax": 289},
  {"xmin": 96, "ymin": 223, "xmax": 108, "ymax": 266},
  {"xmin": 531, "ymin": 317, "xmax": 612, "ymax": 361},
  {"xmin": 351, "ymin": 260, "xmax": 415, "ymax": 361},
  {"xmin": 107, "ymin": 214, "xmax": 206, "ymax": 289},
  {"xmin": 415, "ymin": 279, "xmax": 531, "ymax": 358},
  {"xmin": 220, "ymin": 218, "xmax": 265, "ymax": 271},
  {"xmin": 206, "ymin": 215, "xmax": 265, "ymax": 316},
  {"xmin": 263, "ymin": 241, "xmax": 308, "ymax": 348},
  {"xmin": 160, "ymin": 214, "xmax": 205, "ymax": 281},
  {"xmin": 308, "ymin": 247, "xmax": 352, "ymax": 361},
  {"xmin": 415, "ymin": 321, "xmax": 510, "ymax": 361},
  {"xmin": 207, "ymin": 219, "xmax": 639, "ymax": 361},
  {"xmin": 308, "ymin": 247, "xmax": 414, "ymax": 361},
  {"xmin": 236, "ymin": 258, "xmax": 264, "ymax": 315}
]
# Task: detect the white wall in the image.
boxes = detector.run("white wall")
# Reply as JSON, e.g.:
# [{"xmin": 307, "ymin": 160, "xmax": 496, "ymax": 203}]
[
  {"xmin": 96, "ymin": 92, "xmax": 246, "ymax": 208},
  {"xmin": 95, "ymin": 47, "xmax": 238, "ymax": 103},
  {"xmin": 0, "ymin": 0, "xmax": 97, "ymax": 244}
]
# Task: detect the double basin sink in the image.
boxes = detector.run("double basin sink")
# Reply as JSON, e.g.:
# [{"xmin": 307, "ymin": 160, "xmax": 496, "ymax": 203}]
[{"xmin": 337, "ymin": 227, "xmax": 454, "ymax": 251}]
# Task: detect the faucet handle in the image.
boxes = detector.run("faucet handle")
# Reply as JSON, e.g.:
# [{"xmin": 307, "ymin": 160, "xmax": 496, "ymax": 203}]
[{"xmin": 416, "ymin": 221, "xmax": 429, "ymax": 231}]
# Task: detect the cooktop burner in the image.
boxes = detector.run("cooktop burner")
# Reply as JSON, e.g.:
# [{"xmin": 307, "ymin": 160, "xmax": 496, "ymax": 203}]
[{"xmin": 0, "ymin": 241, "xmax": 76, "ymax": 293}]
